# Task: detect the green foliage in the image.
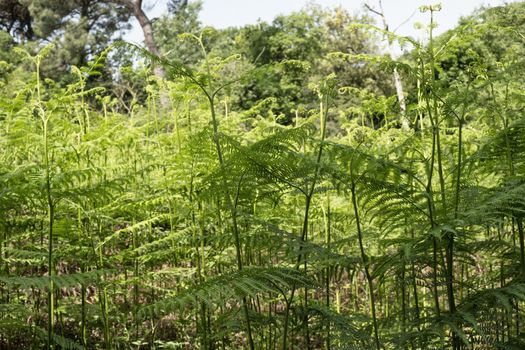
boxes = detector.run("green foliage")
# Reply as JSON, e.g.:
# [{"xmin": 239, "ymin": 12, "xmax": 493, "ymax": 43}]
[
  {"xmin": 142, "ymin": 267, "xmax": 313, "ymax": 317},
  {"xmin": 2, "ymin": 2, "xmax": 525, "ymax": 350}
]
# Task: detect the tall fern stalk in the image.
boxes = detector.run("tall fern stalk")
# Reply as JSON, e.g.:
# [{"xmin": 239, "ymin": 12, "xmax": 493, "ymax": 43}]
[
  {"xmin": 209, "ymin": 95, "xmax": 255, "ymax": 350},
  {"xmin": 282, "ymin": 83, "xmax": 331, "ymax": 349},
  {"xmin": 350, "ymin": 178, "xmax": 381, "ymax": 350},
  {"xmin": 197, "ymin": 35, "xmax": 255, "ymax": 350},
  {"xmin": 426, "ymin": 7, "xmax": 458, "ymax": 348},
  {"xmin": 34, "ymin": 51, "xmax": 56, "ymax": 350}
]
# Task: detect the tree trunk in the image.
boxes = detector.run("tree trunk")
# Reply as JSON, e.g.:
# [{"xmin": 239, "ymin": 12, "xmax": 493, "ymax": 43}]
[
  {"xmin": 132, "ymin": 1, "xmax": 165, "ymax": 78},
  {"xmin": 117, "ymin": 0, "xmax": 165, "ymax": 78}
]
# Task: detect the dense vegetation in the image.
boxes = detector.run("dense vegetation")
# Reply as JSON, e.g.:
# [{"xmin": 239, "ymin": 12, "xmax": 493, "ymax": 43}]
[{"xmin": 1, "ymin": 1, "xmax": 525, "ymax": 349}]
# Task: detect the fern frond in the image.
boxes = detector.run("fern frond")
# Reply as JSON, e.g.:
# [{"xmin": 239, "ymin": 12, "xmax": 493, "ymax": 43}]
[
  {"xmin": 140, "ymin": 267, "xmax": 313, "ymax": 318},
  {"xmin": 0, "ymin": 269, "xmax": 113, "ymax": 289}
]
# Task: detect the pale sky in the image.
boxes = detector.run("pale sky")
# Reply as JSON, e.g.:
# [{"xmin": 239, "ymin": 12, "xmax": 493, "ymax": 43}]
[{"xmin": 124, "ymin": 0, "xmax": 518, "ymax": 49}]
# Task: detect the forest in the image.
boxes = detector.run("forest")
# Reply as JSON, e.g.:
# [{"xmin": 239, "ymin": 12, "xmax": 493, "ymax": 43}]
[{"xmin": 1, "ymin": 0, "xmax": 525, "ymax": 349}]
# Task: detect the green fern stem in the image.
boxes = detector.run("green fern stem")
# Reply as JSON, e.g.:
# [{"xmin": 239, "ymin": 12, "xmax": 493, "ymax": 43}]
[
  {"xmin": 207, "ymin": 92, "xmax": 255, "ymax": 350},
  {"xmin": 322, "ymin": 195, "xmax": 331, "ymax": 350},
  {"xmin": 427, "ymin": 8, "xmax": 457, "ymax": 346},
  {"xmin": 192, "ymin": 34, "xmax": 255, "ymax": 349},
  {"xmin": 76, "ymin": 208, "xmax": 88, "ymax": 348},
  {"xmin": 351, "ymin": 181, "xmax": 381, "ymax": 350},
  {"xmin": 491, "ymin": 82, "xmax": 525, "ymax": 278},
  {"xmin": 282, "ymin": 94, "xmax": 329, "ymax": 350},
  {"xmin": 420, "ymin": 55, "xmax": 441, "ymax": 319},
  {"xmin": 92, "ymin": 224, "xmax": 111, "ymax": 349},
  {"xmin": 36, "ymin": 53, "xmax": 55, "ymax": 350}
]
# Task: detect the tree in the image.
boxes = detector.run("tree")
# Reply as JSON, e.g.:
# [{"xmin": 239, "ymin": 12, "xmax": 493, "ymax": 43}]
[
  {"xmin": 168, "ymin": 0, "xmax": 188, "ymax": 14},
  {"xmin": 230, "ymin": 6, "xmax": 392, "ymax": 125},
  {"xmin": 0, "ymin": 0, "xmax": 34, "ymax": 41},
  {"xmin": 0, "ymin": 0, "xmax": 179, "ymax": 80},
  {"xmin": 0, "ymin": 0, "xmax": 130, "ymax": 83},
  {"xmin": 154, "ymin": 0, "xmax": 203, "ymax": 65},
  {"xmin": 434, "ymin": 1, "xmax": 525, "ymax": 86}
]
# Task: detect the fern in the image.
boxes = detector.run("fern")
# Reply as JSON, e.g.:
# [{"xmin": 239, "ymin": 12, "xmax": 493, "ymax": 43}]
[{"xmin": 140, "ymin": 267, "xmax": 313, "ymax": 318}]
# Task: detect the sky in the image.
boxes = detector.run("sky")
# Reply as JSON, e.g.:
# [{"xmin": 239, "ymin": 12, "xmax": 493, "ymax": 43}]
[{"xmin": 124, "ymin": 0, "xmax": 517, "ymax": 47}]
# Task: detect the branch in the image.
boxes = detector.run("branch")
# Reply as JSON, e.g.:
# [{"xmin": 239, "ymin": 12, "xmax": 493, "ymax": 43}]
[
  {"xmin": 393, "ymin": 9, "xmax": 418, "ymax": 33},
  {"xmin": 363, "ymin": 3, "xmax": 383, "ymax": 18}
]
